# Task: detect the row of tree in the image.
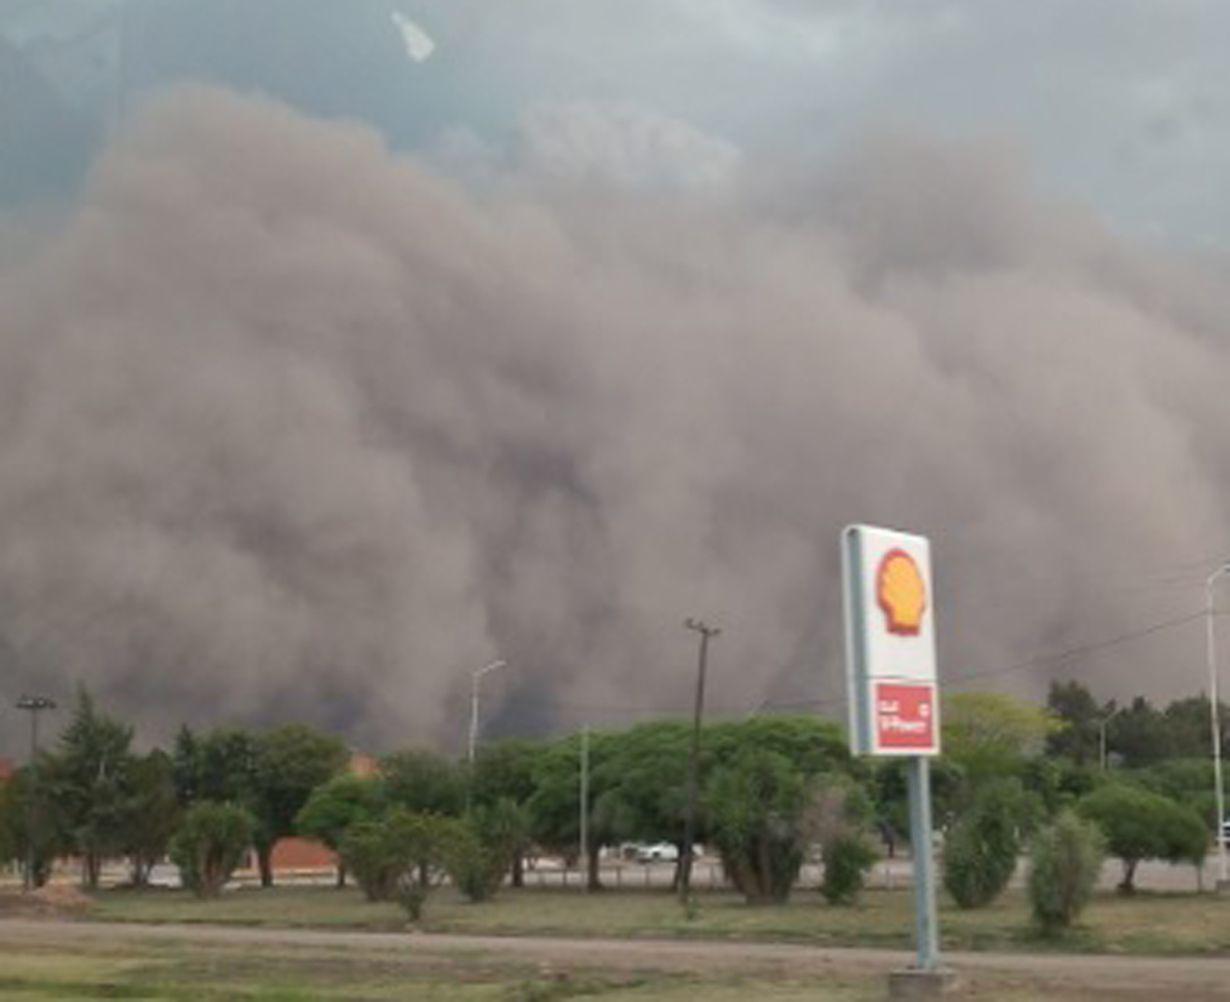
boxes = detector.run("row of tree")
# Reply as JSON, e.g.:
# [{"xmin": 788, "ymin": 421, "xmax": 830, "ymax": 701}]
[{"xmin": 1, "ymin": 681, "xmax": 1226, "ymax": 915}]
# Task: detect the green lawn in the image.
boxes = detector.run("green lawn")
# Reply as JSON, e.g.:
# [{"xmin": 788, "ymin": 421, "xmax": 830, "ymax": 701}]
[{"xmin": 86, "ymin": 883, "xmax": 1230, "ymax": 956}]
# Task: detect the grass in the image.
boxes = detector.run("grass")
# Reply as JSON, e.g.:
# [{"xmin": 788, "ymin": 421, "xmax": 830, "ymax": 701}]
[
  {"xmin": 85, "ymin": 882, "xmax": 1230, "ymax": 956},
  {"xmin": 0, "ymin": 934, "xmax": 881, "ymax": 1001}
]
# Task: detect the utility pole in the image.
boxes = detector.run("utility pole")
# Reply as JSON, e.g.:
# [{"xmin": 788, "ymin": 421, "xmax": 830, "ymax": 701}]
[
  {"xmin": 1207, "ymin": 564, "xmax": 1230, "ymax": 888},
  {"xmin": 580, "ymin": 724, "xmax": 589, "ymax": 892},
  {"xmin": 681, "ymin": 617, "xmax": 720, "ymax": 901},
  {"xmin": 15, "ymin": 695, "xmax": 57, "ymax": 891}
]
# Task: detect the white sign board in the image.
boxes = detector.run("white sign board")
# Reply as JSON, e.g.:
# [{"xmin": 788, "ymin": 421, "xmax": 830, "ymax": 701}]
[{"xmin": 842, "ymin": 525, "xmax": 940, "ymax": 756}]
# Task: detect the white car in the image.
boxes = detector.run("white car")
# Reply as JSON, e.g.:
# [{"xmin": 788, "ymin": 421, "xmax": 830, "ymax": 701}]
[{"xmin": 635, "ymin": 842, "xmax": 680, "ymax": 863}]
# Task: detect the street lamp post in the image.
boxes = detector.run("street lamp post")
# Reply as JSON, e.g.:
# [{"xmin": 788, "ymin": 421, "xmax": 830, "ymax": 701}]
[
  {"xmin": 467, "ymin": 660, "xmax": 507, "ymax": 765},
  {"xmin": 1207, "ymin": 564, "xmax": 1230, "ymax": 889},
  {"xmin": 15, "ymin": 695, "xmax": 57, "ymax": 891},
  {"xmin": 1098, "ymin": 705, "xmax": 1124, "ymax": 772}
]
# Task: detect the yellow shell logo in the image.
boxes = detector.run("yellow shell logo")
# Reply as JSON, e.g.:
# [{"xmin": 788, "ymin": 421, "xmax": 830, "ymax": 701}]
[{"xmin": 877, "ymin": 549, "xmax": 926, "ymax": 636}]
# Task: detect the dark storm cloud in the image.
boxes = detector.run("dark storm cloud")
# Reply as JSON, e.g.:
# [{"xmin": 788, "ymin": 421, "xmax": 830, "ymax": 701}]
[{"xmin": 1, "ymin": 89, "xmax": 1228, "ymax": 753}]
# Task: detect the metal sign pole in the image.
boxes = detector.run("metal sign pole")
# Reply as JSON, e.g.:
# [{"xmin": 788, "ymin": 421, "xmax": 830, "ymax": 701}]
[
  {"xmin": 906, "ymin": 756, "xmax": 940, "ymax": 971},
  {"xmin": 842, "ymin": 525, "xmax": 950, "ymax": 993}
]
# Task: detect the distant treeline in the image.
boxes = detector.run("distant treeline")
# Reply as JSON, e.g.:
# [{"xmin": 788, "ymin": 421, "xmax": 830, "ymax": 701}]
[{"xmin": 0, "ymin": 680, "xmax": 1225, "ymax": 912}]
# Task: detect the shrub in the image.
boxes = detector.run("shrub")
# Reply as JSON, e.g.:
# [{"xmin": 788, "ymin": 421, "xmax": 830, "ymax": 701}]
[
  {"xmin": 807, "ymin": 777, "xmax": 878, "ymax": 906},
  {"xmin": 444, "ymin": 821, "xmax": 505, "ymax": 903},
  {"xmin": 339, "ymin": 819, "xmax": 404, "ymax": 902},
  {"xmin": 820, "ymin": 834, "xmax": 878, "ymax": 904},
  {"xmin": 1028, "ymin": 810, "xmax": 1104, "ymax": 933},
  {"xmin": 169, "ymin": 801, "xmax": 254, "ymax": 898},
  {"xmin": 339, "ymin": 809, "xmax": 449, "ymax": 905},
  {"xmin": 943, "ymin": 780, "xmax": 1032, "ymax": 909},
  {"xmin": 445, "ymin": 799, "xmax": 529, "ymax": 903},
  {"xmin": 706, "ymin": 749, "xmax": 808, "ymax": 904}
]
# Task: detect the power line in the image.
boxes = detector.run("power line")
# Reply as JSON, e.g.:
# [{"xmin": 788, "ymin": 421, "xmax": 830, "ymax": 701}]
[
  {"xmin": 490, "ymin": 606, "xmax": 1220, "ymax": 729},
  {"xmin": 947, "ymin": 608, "xmax": 1208, "ymax": 686}
]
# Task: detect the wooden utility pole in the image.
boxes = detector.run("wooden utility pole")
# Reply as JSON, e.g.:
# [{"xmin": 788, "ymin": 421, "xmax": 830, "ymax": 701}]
[{"xmin": 681, "ymin": 618, "xmax": 720, "ymax": 900}]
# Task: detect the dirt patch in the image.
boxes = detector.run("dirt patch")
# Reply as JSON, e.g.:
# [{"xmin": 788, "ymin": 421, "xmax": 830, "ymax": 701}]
[{"xmin": 0, "ymin": 884, "xmax": 94, "ymax": 918}]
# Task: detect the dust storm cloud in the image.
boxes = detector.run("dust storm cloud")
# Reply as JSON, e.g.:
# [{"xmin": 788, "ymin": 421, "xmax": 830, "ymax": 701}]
[{"xmin": 1, "ymin": 88, "xmax": 1228, "ymax": 750}]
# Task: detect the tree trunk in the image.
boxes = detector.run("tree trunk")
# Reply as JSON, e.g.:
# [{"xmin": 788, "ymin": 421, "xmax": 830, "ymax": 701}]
[
  {"xmin": 335, "ymin": 862, "xmax": 346, "ymax": 889},
  {"xmin": 670, "ymin": 851, "xmax": 683, "ymax": 892},
  {"xmin": 83, "ymin": 851, "xmax": 101, "ymax": 891},
  {"xmin": 1119, "ymin": 858, "xmax": 1138, "ymax": 893},
  {"xmin": 511, "ymin": 853, "xmax": 524, "ymax": 888},
  {"xmin": 258, "ymin": 844, "xmax": 274, "ymax": 888},
  {"xmin": 587, "ymin": 846, "xmax": 603, "ymax": 891}
]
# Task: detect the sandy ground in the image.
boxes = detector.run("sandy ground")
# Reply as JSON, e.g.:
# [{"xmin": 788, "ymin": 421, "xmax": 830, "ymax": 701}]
[{"xmin": 1, "ymin": 917, "xmax": 1228, "ymax": 1000}]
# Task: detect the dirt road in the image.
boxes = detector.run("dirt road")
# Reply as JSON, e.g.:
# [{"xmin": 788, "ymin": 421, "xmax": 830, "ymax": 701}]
[{"xmin": 2, "ymin": 917, "xmax": 1228, "ymax": 999}]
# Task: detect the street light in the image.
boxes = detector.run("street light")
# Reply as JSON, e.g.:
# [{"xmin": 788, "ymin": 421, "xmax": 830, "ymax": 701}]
[
  {"xmin": 1207, "ymin": 564, "xmax": 1230, "ymax": 888},
  {"xmin": 1098, "ymin": 704, "xmax": 1124, "ymax": 772},
  {"xmin": 467, "ymin": 660, "xmax": 507, "ymax": 764},
  {"xmin": 15, "ymin": 695, "xmax": 57, "ymax": 891}
]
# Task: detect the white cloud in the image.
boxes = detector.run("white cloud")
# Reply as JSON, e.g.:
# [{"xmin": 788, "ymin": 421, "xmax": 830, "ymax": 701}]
[
  {"xmin": 390, "ymin": 10, "xmax": 435, "ymax": 63},
  {"xmin": 515, "ymin": 101, "xmax": 742, "ymax": 197}
]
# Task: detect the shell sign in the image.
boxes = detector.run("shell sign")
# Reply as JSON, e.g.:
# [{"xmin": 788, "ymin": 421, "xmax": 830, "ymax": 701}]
[
  {"xmin": 842, "ymin": 525, "xmax": 940, "ymax": 756},
  {"xmin": 877, "ymin": 549, "xmax": 926, "ymax": 636}
]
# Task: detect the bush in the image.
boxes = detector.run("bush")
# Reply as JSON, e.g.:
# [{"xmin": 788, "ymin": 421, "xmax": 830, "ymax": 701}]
[
  {"xmin": 1028, "ymin": 810, "xmax": 1104, "ymax": 933},
  {"xmin": 706, "ymin": 749, "xmax": 808, "ymax": 904},
  {"xmin": 339, "ymin": 809, "xmax": 449, "ymax": 905},
  {"xmin": 445, "ymin": 799, "xmax": 528, "ymax": 903},
  {"xmin": 339, "ymin": 820, "xmax": 404, "ymax": 902},
  {"xmin": 820, "ymin": 834, "xmax": 878, "ymax": 904},
  {"xmin": 444, "ymin": 821, "xmax": 505, "ymax": 902},
  {"xmin": 943, "ymin": 780, "xmax": 1032, "ymax": 909},
  {"xmin": 805, "ymin": 778, "xmax": 878, "ymax": 906},
  {"xmin": 169, "ymin": 802, "xmax": 254, "ymax": 898}
]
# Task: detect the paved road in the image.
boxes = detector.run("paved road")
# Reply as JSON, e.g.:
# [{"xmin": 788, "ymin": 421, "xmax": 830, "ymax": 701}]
[{"xmin": 2, "ymin": 917, "xmax": 1228, "ymax": 998}]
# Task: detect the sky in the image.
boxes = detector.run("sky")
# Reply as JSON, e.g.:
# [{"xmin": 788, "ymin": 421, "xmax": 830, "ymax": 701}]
[
  {"xmin": 1, "ymin": 2, "xmax": 1229, "ymax": 755},
  {"xmin": 4, "ymin": 1, "xmax": 1230, "ymax": 249}
]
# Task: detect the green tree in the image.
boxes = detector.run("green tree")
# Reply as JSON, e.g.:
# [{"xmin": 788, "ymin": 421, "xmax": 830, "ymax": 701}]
[
  {"xmin": 526, "ymin": 731, "xmax": 622, "ymax": 890},
  {"xmin": 471, "ymin": 739, "xmax": 546, "ymax": 887},
  {"xmin": 171, "ymin": 725, "xmax": 200, "ymax": 807},
  {"xmin": 1028, "ymin": 810, "xmax": 1104, "ymax": 933},
  {"xmin": 706, "ymin": 748, "xmax": 808, "ymax": 904},
  {"xmin": 1078, "ymin": 783, "xmax": 1200, "ymax": 892},
  {"xmin": 1045, "ymin": 680, "xmax": 1103, "ymax": 765},
  {"xmin": 1162, "ymin": 696, "xmax": 1226, "ymax": 761},
  {"xmin": 122, "ymin": 750, "xmax": 180, "ymax": 886},
  {"xmin": 381, "ymin": 749, "xmax": 466, "ymax": 816},
  {"xmin": 249, "ymin": 724, "xmax": 348, "ymax": 887},
  {"xmin": 1106, "ymin": 697, "xmax": 1170, "ymax": 768},
  {"xmin": 872, "ymin": 755, "xmax": 966, "ymax": 842},
  {"xmin": 942, "ymin": 692, "xmax": 1057, "ymax": 788},
  {"xmin": 49, "ymin": 686, "xmax": 137, "ymax": 889},
  {"xmin": 0, "ymin": 765, "xmax": 72, "ymax": 887},
  {"xmin": 1156, "ymin": 795, "xmax": 1210, "ymax": 890},
  {"xmin": 295, "ymin": 773, "xmax": 384, "ymax": 887},
  {"xmin": 177, "ymin": 727, "xmax": 260, "ymax": 805},
  {"xmin": 590, "ymin": 721, "xmax": 690, "ymax": 880},
  {"xmin": 170, "ymin": 801, "xmax": 255, "ymax": 898}
]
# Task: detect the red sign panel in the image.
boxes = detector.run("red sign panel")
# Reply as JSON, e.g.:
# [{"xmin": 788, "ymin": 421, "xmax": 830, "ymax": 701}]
[{"xmin": 875, "ymin": 682, "xmax": 936, "ymax": 752}]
